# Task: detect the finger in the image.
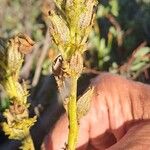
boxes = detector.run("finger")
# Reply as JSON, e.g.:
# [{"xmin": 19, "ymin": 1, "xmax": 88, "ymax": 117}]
[
  {"xmin": 89, "ymin": 73, "xmax": 150, "ymax": 147},
  {"xmin": 44, "ymin": 73, "xmax": 131, "ymax": 149},
  {"xmin": 43, "ymin": 113, "xmax": 90, "ymax": 150},
  {"xmin": 43, "ymin": 114, "xmax": 68, "ymax": 150},
  {"xmin": 107, "ymin": 120, "xmax": 150, "ymax": 150},
  {"xmin": 43, "ymin": 73, "xmax": 150, "ymax": 149}
]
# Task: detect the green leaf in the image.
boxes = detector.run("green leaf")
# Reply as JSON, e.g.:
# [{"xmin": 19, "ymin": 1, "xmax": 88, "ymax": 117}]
[
  {"xmin": 135, "ymin": 47, "xmax": 150, "ymax": 57},
  {"xmin": 110, "ymin": 0, "xmax": 119, "ymax": 17},
  {"xmin": 132, "ymin": 56, "xmax": 149, "ymax": 65},
  {"xmin": 0, "ymin": 97, "xmax": 10, "ymax": 112},
  {"xmin": 130, "ymin": 61, "xmax": 147, "ymax": 71}
]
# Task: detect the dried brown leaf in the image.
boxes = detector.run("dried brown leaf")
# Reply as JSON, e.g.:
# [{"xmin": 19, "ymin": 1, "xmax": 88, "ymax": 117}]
[{"xmin": 77, "ymin": 86, "xmax": 94, "ymax": 120}]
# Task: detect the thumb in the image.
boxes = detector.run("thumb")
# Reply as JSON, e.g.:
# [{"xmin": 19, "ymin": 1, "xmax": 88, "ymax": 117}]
[{"xmin": 107, "ymin": 120, "xmax": 150, "ymax": 150}]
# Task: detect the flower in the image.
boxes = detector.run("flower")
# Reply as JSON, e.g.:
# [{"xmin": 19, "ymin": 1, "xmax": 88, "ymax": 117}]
[{"xmin": 48, "ymin": 0, "xmax": 97, "ymax": 59}]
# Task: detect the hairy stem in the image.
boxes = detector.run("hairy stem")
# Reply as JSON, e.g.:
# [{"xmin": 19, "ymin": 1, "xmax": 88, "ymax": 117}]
[{"xmin": 67, "ymin": 76, "xmax": 78, "ymax": 150}]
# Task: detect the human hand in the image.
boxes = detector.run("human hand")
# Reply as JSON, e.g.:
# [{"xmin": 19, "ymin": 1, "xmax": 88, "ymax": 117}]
[{"xmin": 43, "ymin": 73, "xmax": 150, "ymax": 150}]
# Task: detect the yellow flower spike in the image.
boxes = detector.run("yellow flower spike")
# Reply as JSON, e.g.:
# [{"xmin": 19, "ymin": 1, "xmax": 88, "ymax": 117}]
[
  {"xmin": 48, "ymin": 0, "xmax": 98, "ymax": 149},
  {"xmin": 0, "ymin": 34, "xmax": 36, "ymax": 150}
]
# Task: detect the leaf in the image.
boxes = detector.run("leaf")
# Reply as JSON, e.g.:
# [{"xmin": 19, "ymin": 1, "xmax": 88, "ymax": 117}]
[
  {"xmin": 130, "ymin": 61, "xmax": 147, "ymax": 71},
  {"xmin": 77, "ymin": 87, "xmax": 94, "ymax": 120},
  {"xmin": 132, "ymin": 56, "xmax": 149, "ymax": 65},
  {"xmin": 110, "ymin": 0, "xmax": 119, "ymax": 17},
  {"xmin": 135, "ymin": 47, "xmax": 150, "ymax": 57},
  {"xmin": 0, "ymin": 97, "xmax": 10, "ymax": 112}
]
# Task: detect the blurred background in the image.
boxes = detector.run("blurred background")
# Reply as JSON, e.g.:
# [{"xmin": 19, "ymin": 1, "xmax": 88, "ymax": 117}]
[{"xmin": 0, "ymin": 0, "xmax": 150, "ymax": 149}]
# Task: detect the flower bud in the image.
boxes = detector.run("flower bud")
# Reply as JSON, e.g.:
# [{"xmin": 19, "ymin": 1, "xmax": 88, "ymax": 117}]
[
  {"xmin": 49, "ymin": 10, "xmax": 70, "ymax": 50},
  {"xmin": 79, "ymin": 0, "xmax": 97, "ymax": 29},
  {"xmin": 1, "ymin": 34, "xmax": 34, "ymax": 81}
]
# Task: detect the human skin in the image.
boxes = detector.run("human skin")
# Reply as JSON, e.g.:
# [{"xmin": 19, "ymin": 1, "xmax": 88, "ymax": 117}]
[{"xmin": 43, "ymin": 73, "xmax": 150, "ymax": 150}]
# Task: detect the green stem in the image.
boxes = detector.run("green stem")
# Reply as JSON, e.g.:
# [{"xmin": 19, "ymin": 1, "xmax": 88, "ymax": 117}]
[
  {"xmin": 21, "ymin": 134, "xmax": 35, "ymax": 150},
  {"xmin": 67, "ymin": 76, "xmax": 78, "ymax": 150}
]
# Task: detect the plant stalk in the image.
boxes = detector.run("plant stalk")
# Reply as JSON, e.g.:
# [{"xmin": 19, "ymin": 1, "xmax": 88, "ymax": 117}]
[
  {"xmin": 21, "ymin": 134, "xmax": 35, "ymax": 150},
  {"xmin": 67, "ymin": 76, "xmax": 78, "ymax": 150}
]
